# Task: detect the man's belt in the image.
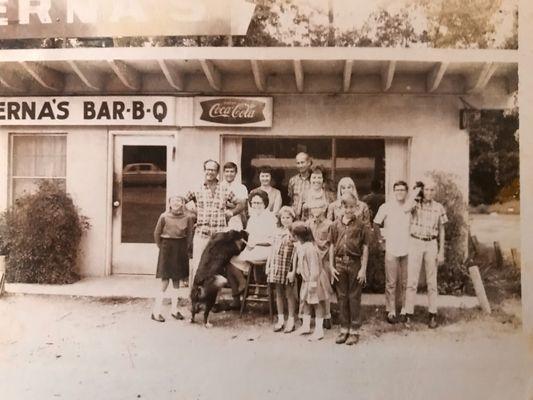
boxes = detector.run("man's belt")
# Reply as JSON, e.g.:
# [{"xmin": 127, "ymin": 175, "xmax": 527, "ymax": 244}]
[
  {"xmin": 335, "ymin": 255, "xmax": 360, "ymax": 264},
  {"xmin": 410, "ymin": 234, "xmax": 437, "ymax": 241}
]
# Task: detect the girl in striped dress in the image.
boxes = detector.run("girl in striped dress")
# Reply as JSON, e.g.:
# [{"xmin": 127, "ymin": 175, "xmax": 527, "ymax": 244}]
[{"xmin": 266, "ymin": 206, "xmax": 298, "ymax": 333}]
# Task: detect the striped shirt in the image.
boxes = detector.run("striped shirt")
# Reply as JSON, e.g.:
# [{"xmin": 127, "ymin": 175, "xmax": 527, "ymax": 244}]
[
  {"xmin": 185, "ymin": 180, "xmax": 235, "ymax": 239},
  {"xmin": 409, "ymin": 200, "xmax": 448, "ymax": 240}
]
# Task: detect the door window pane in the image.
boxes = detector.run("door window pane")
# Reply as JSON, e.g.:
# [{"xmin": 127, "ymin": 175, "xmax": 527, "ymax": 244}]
[{"xmin": 121, "ymin": 145, "xmax": 167, "ymax": 243}]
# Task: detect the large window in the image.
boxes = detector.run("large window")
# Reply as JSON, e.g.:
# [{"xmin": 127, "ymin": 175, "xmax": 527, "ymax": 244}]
[
  {"xmin": 239, "ymin": 137, "xmax": 385, "ymax": 203},
  {"xmin": 10, "ymin": 134, "xmax": 67, "ymax": 201}
]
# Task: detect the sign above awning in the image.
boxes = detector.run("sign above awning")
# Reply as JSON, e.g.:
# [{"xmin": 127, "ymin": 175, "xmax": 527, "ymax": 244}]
[{"xmin": 0, "ymin": 0, "xmax": 256, "ymax": 39}]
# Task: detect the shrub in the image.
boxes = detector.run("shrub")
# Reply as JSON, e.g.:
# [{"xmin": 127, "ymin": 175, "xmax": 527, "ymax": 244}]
[
  {"xmin": 0, "ymin": 181, "xmax": 90, "ymax": 284},
  {"xmin": 428, "ymin": 171, "xmax": 471, "ymax": 295}
]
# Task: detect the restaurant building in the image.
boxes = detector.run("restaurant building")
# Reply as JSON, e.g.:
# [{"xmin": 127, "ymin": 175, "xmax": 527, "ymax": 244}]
[{"xmin": 0, "ymin": 46, "xmax": 518, "ymax": 276}]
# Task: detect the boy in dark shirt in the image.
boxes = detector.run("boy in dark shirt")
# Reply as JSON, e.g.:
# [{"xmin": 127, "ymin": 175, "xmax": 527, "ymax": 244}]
[{"xmin": 329, "ymin": 191, "xmax": 370, "ymax": 345}]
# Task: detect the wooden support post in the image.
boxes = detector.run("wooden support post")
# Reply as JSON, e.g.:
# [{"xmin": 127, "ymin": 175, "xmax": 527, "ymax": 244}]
[
  {"xmin": 494, "ymin": 241, "xmax": 504, "ymax": 268},
  {"xmin": 468, "ymin": 266, "xmax": 491, "ymax": 314}
]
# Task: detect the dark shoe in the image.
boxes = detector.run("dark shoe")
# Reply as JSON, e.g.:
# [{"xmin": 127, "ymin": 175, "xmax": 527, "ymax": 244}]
[
  {"xmin": 386, "ymin": 313, "xmax": 397, "ymax": 324},
  {"xmin": 323, "ymin": 319, "xmax": 332, "ymax": 330},
  {"xmin": 171, "ymin": 311, "xmax": 185, "ymax": 320},
  {"xmin": 428, "ymin": 313, "xmax": 438, "ymax": 329},
  {"xmin": 345, "ymin": 334, "xmax": 360, "ymax": 346},
  {"xmin": 228, "ymin": 298, "xmax": 241, "ymax": 310},
  {"xmin": 335, "ymin": 332, "xmax": 349, "ymax": 344},
  {"xmin": 399, "ymin": 313, "xmax": 412, "ymax": 327},
  {"xmin": 211, "ymin": 303, "xmax": 223, "ymax": 313},
  {"xmin": 151, "ymin": 314, "xmax": 165, "ymax": 323}
]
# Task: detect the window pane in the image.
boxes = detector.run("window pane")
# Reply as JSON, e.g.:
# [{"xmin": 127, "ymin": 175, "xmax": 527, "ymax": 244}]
[
  {"xmin": 241, "ymin": 138, "xmax": 332, "ymax": 204},
  {"xmin": 121, "ymin": 145, "xmax": 167, "ymax": 243},
  {"xmin": 13, "ymin": 135, "xmax": 66, "ymax": 177},
  {"xmin": 335, "ymin": 138, "xmax": 385, "ymax": 217}
]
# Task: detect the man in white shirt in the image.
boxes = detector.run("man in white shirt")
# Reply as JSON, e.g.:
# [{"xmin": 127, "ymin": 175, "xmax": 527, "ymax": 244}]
[
  {"xmin": 221, "ymin": 162, "xmax": 249, "ymax": 231},
  {"xmin": 373, "ymin": 180, "xmax": 410, "ymax": 324}
]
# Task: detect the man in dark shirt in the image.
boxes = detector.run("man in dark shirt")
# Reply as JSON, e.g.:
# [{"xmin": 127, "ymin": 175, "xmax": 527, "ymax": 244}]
[{"xmin": 329, "ymin": 191, "xmax": 370, "ymax": 346}]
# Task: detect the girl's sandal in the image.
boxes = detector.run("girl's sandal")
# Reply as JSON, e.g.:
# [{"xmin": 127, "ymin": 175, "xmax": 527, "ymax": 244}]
[
  {"xmin": 273, "ymin": 322, "xmax": 284, "ymax": 332},
  {"xmin": 151, "ymin": 314, "xmax": 165, "ymax": 323}
]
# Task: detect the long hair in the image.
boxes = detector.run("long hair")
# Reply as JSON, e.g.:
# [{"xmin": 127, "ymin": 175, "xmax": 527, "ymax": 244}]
[{"xmin": 336, "ymin": 177, "xmax": 359, "ymax": 200}]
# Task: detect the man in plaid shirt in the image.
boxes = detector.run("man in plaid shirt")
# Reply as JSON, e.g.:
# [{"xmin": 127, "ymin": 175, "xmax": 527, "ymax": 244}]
[
  {"xmin": 288, "ymin": 152, "xmax": 312, "ymax": 219},
  {"xmin": 185, "ymin": 159, "xmax": 236, "ymax": 287},
  {"xmin": 400, "ymin": 178, "xmax": 448, "ymax": 329}
]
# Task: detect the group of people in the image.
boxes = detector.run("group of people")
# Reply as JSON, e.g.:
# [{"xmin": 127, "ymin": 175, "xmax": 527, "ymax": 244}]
[{"xmin": 150, "ymin": 151, "xmax": 448, "ymax": 345}]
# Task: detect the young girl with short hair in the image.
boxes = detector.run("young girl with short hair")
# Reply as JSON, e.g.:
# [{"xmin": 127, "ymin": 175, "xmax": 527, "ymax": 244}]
[
  {"xmin": 152, "ymin": 196, "xmax": 194, "ymax": 322},
  {"xmin": 291, "ymin": 221, "xmax": 336, "ymax": 341},
  {"xmin": 266, "ymin": 206, "xmax": 298, "ymax": 333}
]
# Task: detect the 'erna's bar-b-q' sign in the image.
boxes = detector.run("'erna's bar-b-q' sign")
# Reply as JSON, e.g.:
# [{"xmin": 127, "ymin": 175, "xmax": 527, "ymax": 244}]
[{"xmin": 0, "ymin": 0, "xmax": 256, "ymax": 39}]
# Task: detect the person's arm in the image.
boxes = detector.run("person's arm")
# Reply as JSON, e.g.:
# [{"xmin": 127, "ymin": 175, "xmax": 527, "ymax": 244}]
[
  {"xmin": 404, "ymin": 186, "xmax": 422, "ymax": 213},
  {"xmin": 153, "ymin": 214, "xmax": 164, "ymax": 248},
  {"xmin": 307, "ymin": 245, "xmax": 321, "ymax": 285},
  {"xmin": 186, "ymin": 215, "xmax": 194, "ymax": 258},
  {"xmin": 358, "ymin": 244, "xmax": 369, "ymax": 284},
  {"xmin": 328, "ymin": 243, "xmax": 338, "ymax": 283},
  {"xmin": 437, "ymin": 223, "xmax": 445, "ymax": 265},
  {"xmin": 272, "ymin": 190, "xmax": 282, "ymax": 214}
]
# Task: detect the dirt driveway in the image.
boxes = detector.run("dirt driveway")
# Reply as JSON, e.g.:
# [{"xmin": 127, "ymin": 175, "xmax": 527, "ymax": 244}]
[{"xmin": 0, "ymin": 294, "xmax": 529, "ymax": 400}]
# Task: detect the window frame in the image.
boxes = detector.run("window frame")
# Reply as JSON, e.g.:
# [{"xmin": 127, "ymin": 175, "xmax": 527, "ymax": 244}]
[{"xmin": 8, "ymin": 132, "xmax": 68, "ymax": 205}]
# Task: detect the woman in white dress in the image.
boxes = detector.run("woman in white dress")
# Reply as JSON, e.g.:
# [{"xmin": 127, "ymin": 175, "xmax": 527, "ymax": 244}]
[{"xmin": 227, "ymin": 189, "xmax": 277, "ymax": 309}]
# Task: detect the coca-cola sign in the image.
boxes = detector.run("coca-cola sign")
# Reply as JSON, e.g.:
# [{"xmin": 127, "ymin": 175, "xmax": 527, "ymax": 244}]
[{"xmin": 194, "ymin": 97, "xmax": 272, "ymax": 127}]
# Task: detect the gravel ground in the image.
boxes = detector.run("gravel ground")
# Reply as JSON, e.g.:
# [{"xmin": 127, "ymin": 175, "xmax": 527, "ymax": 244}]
[{"xmin": 0, "ymin": 294, "xmax": 530, "ymax": 400}]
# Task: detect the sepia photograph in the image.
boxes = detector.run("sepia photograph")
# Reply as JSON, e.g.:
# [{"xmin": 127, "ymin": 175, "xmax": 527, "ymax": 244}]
[{"xmin": 0, "ymin": 0, "xmax": 530, "ymax": 399}]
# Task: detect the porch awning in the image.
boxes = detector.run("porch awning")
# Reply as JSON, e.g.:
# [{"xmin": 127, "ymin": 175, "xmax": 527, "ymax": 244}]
[{"xmin": 0, "ymin": 47, "xmax": 518, "ymax": 96}]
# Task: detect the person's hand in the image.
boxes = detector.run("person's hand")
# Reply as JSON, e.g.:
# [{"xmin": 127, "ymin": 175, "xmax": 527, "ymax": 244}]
[
  {"xmin": 357, "ymin": 268, "xmax": 367, "ymax": 285},
  {"xmin": 286, "ymin": 271, "xmax": 295, "ymax": 284},
  {"xmin": 224, "ymin": 210, "xmax": 233, "ymax": 220},
  {"xmin": 437, "ymin": 251, "xmax": 445, "ymax": 266},
  {"xmin": 330, "ymin": 267, "xmax": 339, "ymax": 283},
  {"xmin": 378, "ymin": 238, "xmax": 386, "ymax": 252}
]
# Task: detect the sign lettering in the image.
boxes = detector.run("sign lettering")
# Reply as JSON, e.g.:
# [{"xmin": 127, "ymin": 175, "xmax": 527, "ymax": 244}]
[
  {"xmin": 0, "ymin": 96, "xmax": 175, "ymax": 126},
  {"xmin": 195, "ymin": 97, "xmax": 272, "ymax": 127},
  {"xmin": 0, "ymin": 0, "xmax": 256, "ymax": 39}
]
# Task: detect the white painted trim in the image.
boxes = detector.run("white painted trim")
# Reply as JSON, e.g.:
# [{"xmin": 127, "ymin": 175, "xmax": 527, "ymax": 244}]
[
  {"xmin": 466, "ymin": 62, "xmax": 498, "ymax": 93},
  {"xmin": 107, "ymin": 60, "xmax": 141, "ymax": 91},
  {"xmin": 293, "ymin": 59, "xmax": 304, "ymax": 92},
  {"xmin": 199, "ymin": 59, "xmax": 221, "ymax": 91},
  {"xmin": 157, "ymin": 60, "xmax": 184, "ymax": 91},
  {"xmin": 68, "ymin": 60, "xmax": 103, "ymax": 91},
  {"xmin": 19, "ymin": 61, "xmax": 64, "ymax": 91},
  {"xmin": 381, "ymin": 61, "xmax": 396, "ymax": 92},
  {"xmin": 250, "ymin": 60, "xmax": 266, "ymax": 92},
  {"xmin": 427, "ymin": 62, "xmax": 449, "ymax": 93},
  {"xmin": 343, "ymin": 60, "xmax": 353, "ymax": 92},
  {"xmin": 0, "ymin": 47, "xmax": 519, "ymax": 64}
]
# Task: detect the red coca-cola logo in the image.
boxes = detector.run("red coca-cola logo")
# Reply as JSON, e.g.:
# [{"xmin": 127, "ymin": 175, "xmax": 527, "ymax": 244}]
[{"xmin": 199, "ymin": 98, "xmax": 266, "ymax": 124}]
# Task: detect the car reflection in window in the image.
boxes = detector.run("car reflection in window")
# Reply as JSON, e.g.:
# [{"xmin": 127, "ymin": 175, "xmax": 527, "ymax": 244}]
[{"xmin": 123, "ymin": 163, "xmax": 166, "ymax": 187}]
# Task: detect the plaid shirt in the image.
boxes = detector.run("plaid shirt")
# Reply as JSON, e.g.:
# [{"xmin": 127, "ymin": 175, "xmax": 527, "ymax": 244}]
[
  {"xmin": 185, "ymin": 180, "xmax": 235, "ymax": 239},
  {"xmin": 288, "ymin": 173, "xmax": 311, "ymax": 219},
  {"xmin": 409, "ymin": 200, "xmax": 448, "ymax": 240}
]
